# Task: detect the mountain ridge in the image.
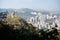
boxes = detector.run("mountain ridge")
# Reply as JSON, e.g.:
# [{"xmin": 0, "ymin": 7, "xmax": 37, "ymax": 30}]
[{"xmin": 0, "ymin": 8, "xmax": 60, "ymax": 21}]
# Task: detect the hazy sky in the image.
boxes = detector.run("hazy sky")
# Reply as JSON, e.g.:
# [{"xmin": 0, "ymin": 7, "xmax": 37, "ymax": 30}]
[{"xmin": 0, "ymin": 0, "xmax": 60, "ymax": 11}]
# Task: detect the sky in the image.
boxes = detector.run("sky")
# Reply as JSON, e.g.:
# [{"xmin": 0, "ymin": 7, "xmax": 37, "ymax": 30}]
[{"xmin": 0, "ymin": 0, "xmax": 60, "ymax": 11}]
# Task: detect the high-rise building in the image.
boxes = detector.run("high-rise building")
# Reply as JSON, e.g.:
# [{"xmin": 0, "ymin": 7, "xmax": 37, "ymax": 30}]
[{"xmin": 29, "ymin": 12, "xmax": 59, "ymax": 30}]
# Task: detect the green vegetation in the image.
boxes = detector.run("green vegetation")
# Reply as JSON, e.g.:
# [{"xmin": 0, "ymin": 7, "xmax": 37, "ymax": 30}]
[
  {"xmin": 58, "ymin": 30, "xmax": 60, "ymax": 39},
  {"xmin": 0, "ymin": 16, "xmax": 60, "ymax": 40}
]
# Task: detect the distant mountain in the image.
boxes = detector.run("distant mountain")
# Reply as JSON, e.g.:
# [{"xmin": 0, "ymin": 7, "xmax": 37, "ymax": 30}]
[
  {"xmin": 14, "ymin": 8, "xmax": 50, "ymax": 21},
  {"xmin": 51, "ymin": 11, "xmax": 60, "ymax": 16},
  {"xmin": 15, "ymin": 8, "xmax": 39, "ymax": 21},
  {"xmin": 0, "ymin": 8, "xmax": 60, "ymax": 21}
]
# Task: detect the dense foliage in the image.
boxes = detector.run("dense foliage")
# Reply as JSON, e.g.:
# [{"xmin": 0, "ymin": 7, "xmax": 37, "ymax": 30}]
[{"xmin": 0, "ymin": 16, "xmax": 60, "ymax": 40}]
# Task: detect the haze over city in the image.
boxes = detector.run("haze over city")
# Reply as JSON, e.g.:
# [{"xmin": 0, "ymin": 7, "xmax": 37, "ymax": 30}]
[
  {"xmin": 0, "ymin": 0, "xmax": 60, "ymax": 40},
  {"xmin": 0, "ymin": 0, "xmax": 60, "ymax": 11}
]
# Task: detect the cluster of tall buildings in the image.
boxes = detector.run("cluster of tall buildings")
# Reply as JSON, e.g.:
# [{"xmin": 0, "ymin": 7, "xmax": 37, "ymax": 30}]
[{"xmin": 28, "ymin": 12, "xmax": 60, "ymax": 30}]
